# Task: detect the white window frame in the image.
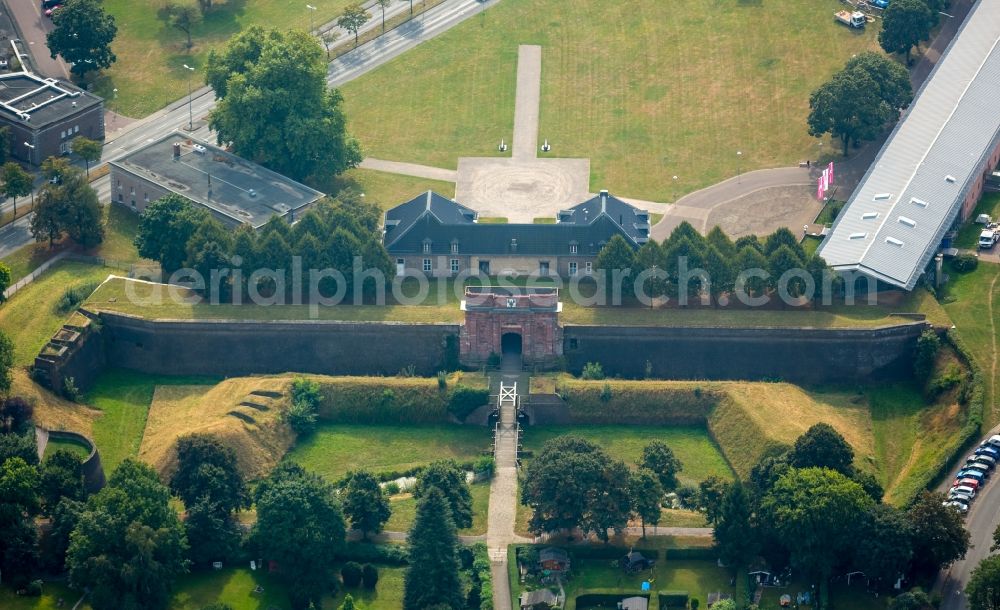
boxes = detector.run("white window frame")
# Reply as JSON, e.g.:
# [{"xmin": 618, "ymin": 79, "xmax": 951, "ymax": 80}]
[
  {"xmin": 451, "ymin": 243, "xmax": 458, "ymax": 254},
  {"xmin": 450, "ymin": 259, "xmax": 459, "ymax": 274},
  {"xmin": 585, "ymin": 261, "xmax": 593, "ymax": 275},
  {"xmin": 570, "ymin": 244, "xmax": 578, "ymax": 254},
  {"xmin": 423, "ymin": 242, "xmax": 431, "ymax": 253},
  {"xmin": 569, "ymin": 262, "xmax": 578, "ymax": 276},
  {"xmin": 539, "ymin": 261, "xmax": 550, "ymax": 275},
  {"xmin": 422, "ymin": 258, "xmax": 432, "ymax": 272}
]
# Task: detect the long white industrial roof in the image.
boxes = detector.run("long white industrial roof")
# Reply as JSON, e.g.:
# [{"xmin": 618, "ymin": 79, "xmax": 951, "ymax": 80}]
[{"xmin": 818, "ymin": 1, "xmax": 1000, "ymax": 290}]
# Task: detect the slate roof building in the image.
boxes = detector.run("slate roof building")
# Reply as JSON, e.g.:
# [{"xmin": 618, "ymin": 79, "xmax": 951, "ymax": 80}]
[
  {"xmin": 108, "ymin": 132, "xmax": 324, "ymax": 229},
  {"xmin": 817, "ymin": 2, "xmax": 1000, "ymax": 290},
  {"xmin": 383, "ymin": 190, "xmax": 649, "ymax": 277},
  {"xmin": 0, "ymin": 72, "xmax": 105, "ymax": 166}
]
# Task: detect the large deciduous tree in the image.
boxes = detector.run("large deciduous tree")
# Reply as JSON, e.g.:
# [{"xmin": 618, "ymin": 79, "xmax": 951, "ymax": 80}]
[
  {"xmin": 879, "ymin": 0, "xmax": 934, "ymax": 65},
  {"xmin": 343, "ymin": 470, "xmax": 391, "ymax": 539},
  {"xmin": 762, "ymin": 467, "xmax": 874, "ymax": 609},
  {"xmin": 206, "ymin": 27, "xmax": 362, "ymax": 181},
  {"xmin": 413, "ymin": 460, "xmax": 473, "ymax": 530},
  {"xmin": 47, "ymin": 0, "xmax": 117, "ymax": 77},
  {"xmin": 71, "ymin": 137, "xmax": 102, "ymax": 178},
  {"xmin": 67, "ymin": 459, "xmax": 188, "ymax": 610},
  {"xmin": 403, "ymin": 487, "xmax": 464, "ymax": 610},
  {"xmin": 640, "ymin": 440, "xmax": 682, "ymax": 491},
  {"xmin": 29, "ymin": 160, "xmax": 103, "ymax": 248},
  {"xmin": 39, "ymin": 449, "xmax": 86, "ymax": 515},
  {"xmin": 967, "ymin": 555, "xmax": 1000, "ymax": 610},
  {"xmin": 844, "ymin": 52, "xmax": 914, "ymax": 111},
  {"xmin": 629, "ymin": 468, "xmax": 663, "ymax": 538},
  {"xmin": 808, "ymin": 68, "xmax": 892, "ymax": 156},
  {"xmin": 521, "ymin": 435, "xmax": 632, "ymax": 540},
  {"xmin": 0, "ymin": 456, "xmax": 40, "ymax": 584},
  {"xmin": 249, "ymin": 462, "xmax": 345, "ymax": 609},
  {"xmin": 789, "ymin": 423, "xmax": 854, "ymax": 475},
  {"xmin": 1, "ymin": 162, "xmax": 33, "ymax": 218},
  {"xmin": 907, "ymin": 490, "xmax": 970, "ymax": 577},
  {"xmin": 134, "ymin": 195, "xmax": 209, "ymax": 275}
]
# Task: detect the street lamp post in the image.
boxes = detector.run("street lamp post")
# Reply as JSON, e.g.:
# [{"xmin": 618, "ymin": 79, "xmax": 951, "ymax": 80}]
[
  {"xmin": 306, "ymin": 4, "xmax": 317, "ymax": 34},
  {"xmin": 736, "ymin": 150, "xmax": 743, "ymax": 183},
  {"xmin": 672, "ymin": 175, "xmax": 678, "ymax": 202},
  {"xmin": 23, "ymin": 142, "xmax": 35, "ymax": 208},
  {"xmin": 112, "ymin": 88, "xmax": 118, "ymax": 127},
  {"xmin": 182, "ymin": 65, "xmax": 195, "ymax": 131}
]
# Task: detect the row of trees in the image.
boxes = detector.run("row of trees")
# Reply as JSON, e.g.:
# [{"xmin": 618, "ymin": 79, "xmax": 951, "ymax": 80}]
[
  {"xmin": 134, "ymin": 191, "xmax": 392, "ymax": 301},
  {"xmin": 594, "ymin": 223, "xmax": 831, "ymax": 303},
  {"xmin": 521, "ymin": 438, "xmax": 683, "ymax": 539}
]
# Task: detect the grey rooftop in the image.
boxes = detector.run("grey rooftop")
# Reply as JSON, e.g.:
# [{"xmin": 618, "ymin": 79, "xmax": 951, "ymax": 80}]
[
  {"xmin": 818, "ymin": 2, "xmax": 1000, "ymax": 290},
  {"xmin": 0, "ymin": 72, "xmax": 102, "ymax": 128},
  {"xmin": 110, "ymin": 132, "xmax": 324, "ymax": 229}
]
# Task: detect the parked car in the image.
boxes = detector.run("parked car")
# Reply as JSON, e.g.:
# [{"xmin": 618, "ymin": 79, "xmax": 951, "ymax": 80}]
[
  {"xmin": 971, "ymin": 454, "xmax": 997, "ymax": 468},
  {"xmin": 957, "ymin": 469, "xmax": 987, "ymax": 483},
  {"xmin": 41, "ymin": 0, "xmax": 59, "ymax": 8},
  {"xmin": 944, "ymin": 500, "xmax": 969, "ymax": 514},
  {"xmin": 987, "ymin": 434, "xmax": 1000, "ymax": 447},
  {"xmin": 869, "ymin": 0, "xmax": 890, "ymax": 8},
  {"xmin": 44, "ymin": 5, "xmax": 60, "ymax": 17},
  {"xmin": 949, "ymin": 490, "xmax": 975, "ymax": 505},
  {"xmin": 955, "ymin": 477, "xmax": 981, "ymax": 490},
  {"xmin": 977, "ymin": 445, "xmax": 999, "ymax": 458},
  {"xmin": 951, "ymin": 484, "xmax": 977, "ymax": 498},
  {"xmin": 970, "ymin": 461, "xmax": 995, "ymax": 475}
]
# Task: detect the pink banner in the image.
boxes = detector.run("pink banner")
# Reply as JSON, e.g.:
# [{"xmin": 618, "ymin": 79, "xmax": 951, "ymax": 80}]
[
  {"xmin": 818, "ymin": 177, "xmax": 825, "ymax": 200},
  {"xmin": 828, "ymin": 161, "xmax": 835, "ymax": 186}
]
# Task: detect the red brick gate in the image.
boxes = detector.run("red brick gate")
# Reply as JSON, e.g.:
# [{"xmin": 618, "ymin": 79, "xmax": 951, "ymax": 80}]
[{"xmin": 459, "ymin": 288, "xmax": 562, "ymax": 367}]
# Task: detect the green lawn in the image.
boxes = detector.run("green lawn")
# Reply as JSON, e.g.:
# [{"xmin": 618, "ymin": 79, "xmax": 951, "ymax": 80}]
[
  {"xmin": 0, "ymin": 262, "xmax": 113, "ymax": 366},
  {"xmin": 95, "ymin": 0, "xmax": 354, "ymax": 117},
  {"xmin": 43, "ymin": 435, "xmax": 93, "ymax": 460},
  {"xmin": 521, "ymin": 426, "xmax": 734, "ymax": 487},
  {"xmin": 384, "ymin": 481, "xmax": 491, "ymax": 535},
  {"xmin": 170, "ymin": 565, "xmax": 406, "ymax": 610},
  {"xmin": 0, "ymin": 583, "xmax": 90, "ymax": 610},
  {"xmin": 941, "ymin": 261, "xmax": 1000, "ymax": 425},
  {"xmin": 83, "ymin": 369, "xmax": 220, "ymax": 473},
  {"xmin": 285, "ymin": 423, "xmax": 489, "ymax": 482},
  {"xmin": 319, "ymin": 168, "xmax": 456, "ymax": 210},
  {"xmin": 341, "ymin": 0, "xmax": 879, "ymax": 201}
]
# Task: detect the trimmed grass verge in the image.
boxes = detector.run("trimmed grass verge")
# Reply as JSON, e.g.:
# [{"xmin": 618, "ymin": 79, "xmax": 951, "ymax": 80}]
[{"xmin": 384, "ymin": 481, "xmax": 491, "ymax": 535}]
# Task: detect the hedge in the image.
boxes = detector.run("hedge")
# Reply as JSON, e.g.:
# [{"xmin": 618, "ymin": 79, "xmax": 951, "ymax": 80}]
[
  {"xmin": 664, "ymin": 547, "xmax": 716, "ymax": 561},
  {"xmin": 338, "ymin": 542, "xmax": 409, "ymax": 566},
  {"xmin": 556, "ymin": 378, "xmax": 721, "ymax": 424},
  {"xmin": 577, "ymin": 592, "xmax": 648, "ymax": 608},
  {"xmin": 533, "ymin": 545, "xmax": 659, "ymax": 561},
  {"xmin": 659, "ymin": 591, "xmax": 690, "ymax": 608},
  {"xmin": 314, "ymin": 376, "xmax": 487, "ymax": 424}
]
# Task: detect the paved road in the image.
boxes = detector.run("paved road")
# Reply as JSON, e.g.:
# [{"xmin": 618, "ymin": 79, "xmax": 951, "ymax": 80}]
[
  {"xmin": 511, "ymin": 45, "xmax": 541, "ymax": 161},
  {"xmin": 3, "ymin": 0, "xmax": 70, "ymax": 78}
]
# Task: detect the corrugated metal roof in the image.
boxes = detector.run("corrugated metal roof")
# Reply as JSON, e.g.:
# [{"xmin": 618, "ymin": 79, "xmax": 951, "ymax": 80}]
[{"xmin": 818, "ymin": 2, "xmax": 1000, "ymax": 290}]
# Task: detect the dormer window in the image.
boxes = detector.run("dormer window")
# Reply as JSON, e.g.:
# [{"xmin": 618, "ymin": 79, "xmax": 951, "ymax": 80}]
[
  {"xmin": 451, "ymin": 242, "xmax": 459, "ymax": 254},
  {"xmin": 570, "ymin": 244, "xmax": 578, "ymax": 254},
  {"xmin": 422, "ymin": 241, "xmax": 431, "ymax": 253},
  {"xmin": 511, "ymin": 238, "xmax": 517, "ymax": 252}
]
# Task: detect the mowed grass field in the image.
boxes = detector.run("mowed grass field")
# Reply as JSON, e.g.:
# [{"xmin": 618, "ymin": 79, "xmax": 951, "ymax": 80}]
[
  {"xmin": 321, "ymin": 168, "xmax": 457, "ymax": 210},
  {"xmin": 521, "ymin": 425, "xmax": 733, "ymax": 487},
  {"xmin": 340, "ymin": 0, "xmax": 880, "ymax": 201},
  {"xmin": 286, "ymin": 423, "xmax": 488, "ymax": 481},
  {"xmin": 96, "ymin": 0, "xmax": 353, "ymax": 117},
  {"xmin": 84, "ymin": 369, "xmax": 220, "ymax": 473}
]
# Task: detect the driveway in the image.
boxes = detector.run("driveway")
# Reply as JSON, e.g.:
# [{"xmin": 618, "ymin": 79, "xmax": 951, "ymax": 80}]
[{"xmin": 2, "ymin": 0, "xmax": 69, "ymax": 78}]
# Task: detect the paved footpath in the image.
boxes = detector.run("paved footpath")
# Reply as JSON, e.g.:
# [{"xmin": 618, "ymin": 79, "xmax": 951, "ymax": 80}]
[
  {"xmin": 511, "ymin": 45, "xmax": 542, "ymax": 161},
  {"xmin": 359, "ymin": 158, "xmax": 459, "ymax": 183}
]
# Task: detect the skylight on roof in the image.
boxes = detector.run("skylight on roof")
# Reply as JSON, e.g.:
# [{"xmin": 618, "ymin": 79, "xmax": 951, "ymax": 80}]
[
  {"xmin": 911, "ymin": 197, "xmax": 928, "ymax": 207},
  {"xmin": 874, "ymin": 193, "xmax": 892, "ymax": 201},
  {"xmin": 849, "ymin": 232, "xmax": 868, "ymax": 240},
  {"xmin": 886, "ymin": 237, "xmax": 904, "ymax": 247},
  {"xmin": 898, "ymin": 216, "xmax": 917, "ymax": 228},
  {"xmin": 862, "ymin": 212, "xmax": 879, "ymax": 220}
]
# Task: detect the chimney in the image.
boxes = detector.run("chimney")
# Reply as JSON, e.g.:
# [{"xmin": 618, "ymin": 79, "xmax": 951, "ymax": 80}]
[
  {"xmin": 172, "ymin": 142, "xmax": 181, "ymax": 159},
  {"xmin": 600, "ymin": 189, "xmax": 608, "ymax": 205}
]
